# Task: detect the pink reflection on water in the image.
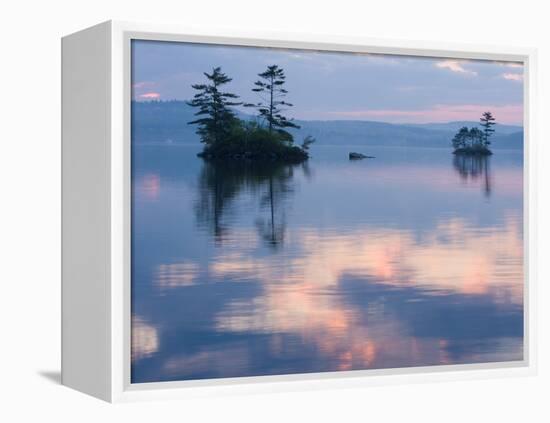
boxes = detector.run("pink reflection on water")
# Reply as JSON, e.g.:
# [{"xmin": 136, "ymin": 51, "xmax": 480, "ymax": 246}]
[
  {"xmin": 131, "ymin": 316, "xmax": 159, "ymax": 362},
  {"xmin": 162, "ymin": 346, "xmax": 251, "ymax": 380},
  {"xmin": 137, "ymin": 173, "xmax": 161, "ymax": 201},
  {"xmin": 155, "ymin": 262, "xmax": 199, "ymax": 290},
  {"xmin": 211, "ymin": 214, "xmax": 523, "ymax": 371}
]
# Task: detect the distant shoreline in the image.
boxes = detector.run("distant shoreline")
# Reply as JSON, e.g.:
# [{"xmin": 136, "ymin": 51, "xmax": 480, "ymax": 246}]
[{"xmin": 132, "ymin": 102, "xmax": 523, "ymax": 150}]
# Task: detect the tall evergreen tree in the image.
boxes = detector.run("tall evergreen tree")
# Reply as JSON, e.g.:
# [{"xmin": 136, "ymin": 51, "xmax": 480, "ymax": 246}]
[
  {"xmin": 479, "ymin": 111, "xmax": 496, "ymax": 146},
  {"xmin": 246, "ymin": 65, "xmax": 300, "ymax": 138},
  {"xmin": 187, "ymin": 67, "xmax": 242, "ymax": 145}
]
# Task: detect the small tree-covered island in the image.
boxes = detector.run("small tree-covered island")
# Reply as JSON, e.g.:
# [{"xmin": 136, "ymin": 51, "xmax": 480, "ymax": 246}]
[
  {"xmin": 188, "ymin": 65, "xmax": 314, "ymax": 163},
  {"xmin": 452, "ymin": 111, "xmax": 497, "ymax": 155}
]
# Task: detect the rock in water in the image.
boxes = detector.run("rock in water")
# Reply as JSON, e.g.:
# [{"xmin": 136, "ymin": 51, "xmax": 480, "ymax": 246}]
[{"xmin": 349, "ymin": 152, "xmax": 374, "ymax": 160}]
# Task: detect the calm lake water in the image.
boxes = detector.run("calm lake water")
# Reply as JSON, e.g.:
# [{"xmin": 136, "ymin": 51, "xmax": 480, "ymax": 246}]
[{"xmin": 131, "ymin": 144, "xmax": 524, "ymax": 383}]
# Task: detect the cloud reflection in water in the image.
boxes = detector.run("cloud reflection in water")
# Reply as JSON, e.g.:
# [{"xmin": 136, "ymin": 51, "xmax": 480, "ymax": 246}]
[{"xmin": 131, "ymin": 145, "xmax": 523, "ymax": 382}]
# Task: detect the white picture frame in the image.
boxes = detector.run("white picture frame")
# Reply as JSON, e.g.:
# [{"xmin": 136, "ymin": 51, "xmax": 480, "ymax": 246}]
[{"xmin": 61, "ymin": 20, "xmax": 538, "ymax": 402}]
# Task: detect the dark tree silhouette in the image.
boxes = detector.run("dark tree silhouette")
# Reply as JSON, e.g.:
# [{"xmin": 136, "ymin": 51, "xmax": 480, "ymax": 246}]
[
  {"xmin": 187, "ymin": 65, "xmax": 312, "ymax": 162},
  {"xmin": 452, "ymin": 126, "xmax": 470, "ymax": 150},
  {"xmin": 187, "ymin": 67, "xmax": 242, "ymax": 145},
  {"xmin": 452, "ymin": 127, "xmax": 486, "ymax": 149},
  {"xmin": 246, "ymin": 65, "xmax": 300, "ymax": 138},
  {"xmin": 479, "ymin": 111, "xmax": 496, "ymax": 146},
  {"xmin": 451, "ymin": 123, "xmax": 492, "ymax": 155},
  {"xmin": 468, "ymin": 127, "xmax": 484, "ymax": 146}
]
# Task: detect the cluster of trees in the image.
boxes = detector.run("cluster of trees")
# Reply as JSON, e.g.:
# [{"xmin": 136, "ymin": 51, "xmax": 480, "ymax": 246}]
[
  {"xmin": 452, "ymin": 111, "xmax": 496, "ymax": 155},
  {"xmin": 187, "ymin": 66, "xmax": 312, "ymax": 162},
  {"xmin": 452, "ymin": 127, "xmax": 486, "ymax": 149}
]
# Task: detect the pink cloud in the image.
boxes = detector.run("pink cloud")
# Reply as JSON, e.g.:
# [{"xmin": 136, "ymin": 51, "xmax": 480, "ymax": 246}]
[
  {"xmin": 502, "ymin": 73, "xmax": 523, "ymax": 81},
  {"xmin": 435, "ymin": 60, "xmax": 477, "ymax": 76},
  {"xmin": 324, "ymin": 104, "xmax": 523, "ymax": 125},
  {"xmin": 138, "ymin": 92, "xmax": 161, "ymax": 100}
]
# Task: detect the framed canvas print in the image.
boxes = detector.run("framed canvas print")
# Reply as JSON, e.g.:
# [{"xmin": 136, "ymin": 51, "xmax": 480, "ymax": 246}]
[{"xmin": 61, "ymin": 21, "xmax": 537, "ymax": 402}]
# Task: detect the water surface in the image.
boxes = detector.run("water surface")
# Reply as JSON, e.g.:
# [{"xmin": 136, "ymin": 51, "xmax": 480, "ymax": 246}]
[{"xmin": 131, "ymin": 144, "xmax": 523, "ymax": 383}]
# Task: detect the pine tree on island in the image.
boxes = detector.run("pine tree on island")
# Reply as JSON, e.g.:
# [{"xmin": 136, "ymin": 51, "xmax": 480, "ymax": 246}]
[
  {"xmin": 187, "ymin": 67, "xmax": 242, "ymax": 146},
  {"xmin": 188, "ymin": 65, "xmax": 314, "ymax": 162},
  {"xmin": 451, "ymin": 112, "xmax": 496, "ymax": 155},
  {"xmin": 246, "ymin": 65, "xmax": 300, "ymax": 141},
  {"xmin": 479, "ymin": 111, "xmax": 496, "ymax": 147}
]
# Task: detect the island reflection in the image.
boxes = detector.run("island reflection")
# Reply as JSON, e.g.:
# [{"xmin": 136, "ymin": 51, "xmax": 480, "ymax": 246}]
[
  {"xmin": 453, "ymin": 154, "xmax": 492, "ymax": 197},
  {"xmin": 195, "ymin": 160, "xmax": 302, "ymax": 248}
]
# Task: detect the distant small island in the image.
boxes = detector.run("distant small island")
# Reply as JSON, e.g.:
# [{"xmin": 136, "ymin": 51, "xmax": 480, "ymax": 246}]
[
  {"xmin": 188, "ymin": 66, "xmax": 314, "ymax": 163},
  {"xmin": 452, "ymin": 111, "xmax": 496, "ymax": 156}
]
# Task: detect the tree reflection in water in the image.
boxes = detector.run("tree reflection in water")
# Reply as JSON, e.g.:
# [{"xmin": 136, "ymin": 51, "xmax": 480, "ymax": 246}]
[
  {"xmin": 453, "ymin": 154, "xmax": 493, "ymax": 197},
  {"xmin": 195, "ymin": 160, "xmax": 299, "ymax": 247}
]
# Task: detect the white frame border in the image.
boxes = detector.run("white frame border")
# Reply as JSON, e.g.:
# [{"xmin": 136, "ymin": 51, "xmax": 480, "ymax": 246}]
[{"xmin": 109, "ymin": 20, "xmax": 537, "ymax": 403}]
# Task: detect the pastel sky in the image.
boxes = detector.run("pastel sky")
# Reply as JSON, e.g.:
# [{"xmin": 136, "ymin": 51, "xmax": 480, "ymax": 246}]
[{"xmin": 132, "ymin": 40, "xmax": 524, "ymax": 125}]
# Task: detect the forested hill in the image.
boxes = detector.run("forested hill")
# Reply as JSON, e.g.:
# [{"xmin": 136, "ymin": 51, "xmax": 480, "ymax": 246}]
[{"xmin": 132, "ymin": 101, "xmax": 524, "ymax": 149}]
